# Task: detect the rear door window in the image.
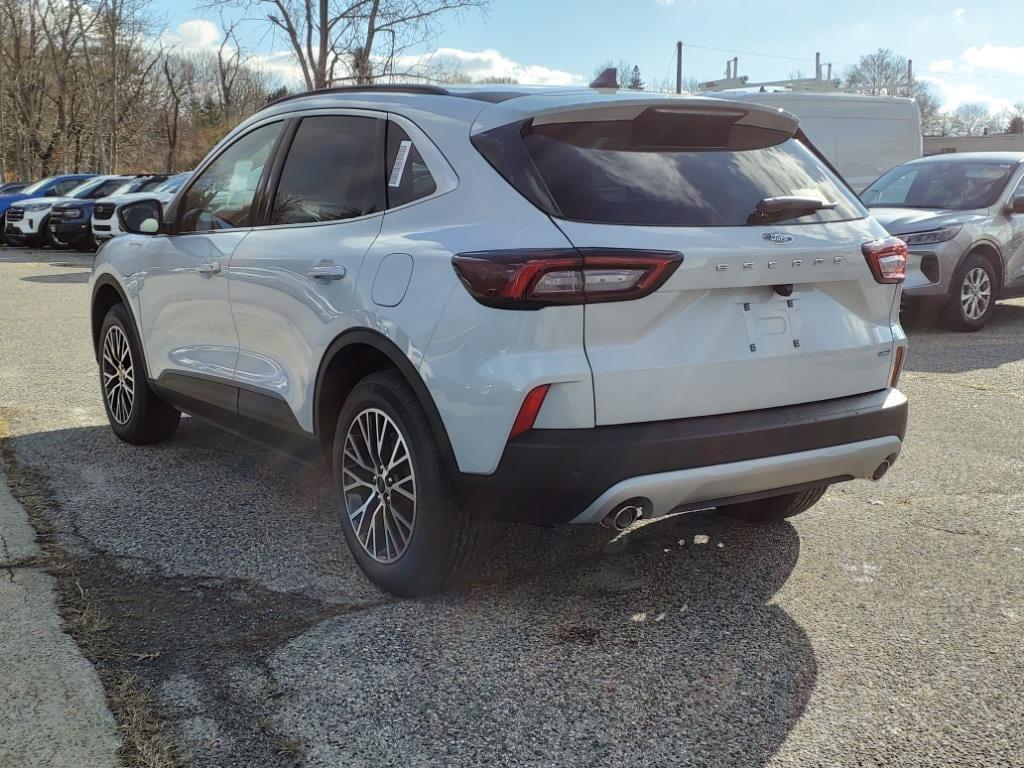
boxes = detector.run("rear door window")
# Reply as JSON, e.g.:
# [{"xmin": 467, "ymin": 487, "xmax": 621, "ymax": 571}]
[
  {"xmin": 520, "ymin": 117, "xmax": 864, "ymax": 226},
  {"xmin": 270, "ymin": 115, "xmax": 384, "ymax": 226},
  {"xmin": 386, "ymin": 123, "xmax": 437, "ymax": 208}
]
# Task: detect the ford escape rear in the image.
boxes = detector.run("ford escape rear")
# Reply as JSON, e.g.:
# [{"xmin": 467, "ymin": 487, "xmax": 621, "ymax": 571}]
[{"xmin": 90, "ymin": 85, "xmax": 908, "ymax": 596}]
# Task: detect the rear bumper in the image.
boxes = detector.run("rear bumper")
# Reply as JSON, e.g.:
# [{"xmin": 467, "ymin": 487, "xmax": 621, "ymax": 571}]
[{"xmin": 455, "ymin": 388, "xmax": 908, "ymax": 525}]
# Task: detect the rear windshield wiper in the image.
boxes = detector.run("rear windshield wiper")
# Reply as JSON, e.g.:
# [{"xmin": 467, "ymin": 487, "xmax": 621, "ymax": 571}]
[{"xmin": 748, "ymin": 196, "xmax": 837, "ymax": 225}]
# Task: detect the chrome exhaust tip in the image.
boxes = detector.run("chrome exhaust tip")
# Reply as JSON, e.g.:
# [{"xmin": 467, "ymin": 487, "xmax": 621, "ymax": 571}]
[
  {"xmin": 871, "ymin": 460, "xmax": 891, "ymax": 481},
  {"xmin": 601, "ymin": 502, "xmax": 645, "ymax": 531}
]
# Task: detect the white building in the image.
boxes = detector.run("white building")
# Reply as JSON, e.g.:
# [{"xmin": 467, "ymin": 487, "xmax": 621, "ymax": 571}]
[{"xmin": 925, "ymin": 132, "xmax": 1024, "ymax": 155}]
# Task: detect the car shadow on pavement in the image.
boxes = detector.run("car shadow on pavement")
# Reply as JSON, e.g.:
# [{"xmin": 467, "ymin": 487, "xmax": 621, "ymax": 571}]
[
  {"xmin": 0, "ymin": 247, "xmax": 89, "ymax": 264},
  {"xmin": 8, "ymin": 418, "xmax": 815, "ymax": 768},
  {"xmin": 902, "ymin": 301, "xmax": 1024, "ymax": 374},
  {"xmin": 21, "ymin": 271, "xmax": 91, "ymax": 284}
]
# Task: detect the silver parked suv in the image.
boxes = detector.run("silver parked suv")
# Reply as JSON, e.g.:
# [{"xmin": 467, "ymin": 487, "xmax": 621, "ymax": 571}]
[
  {"xmin": 862, "ymin": 152, "xmax": 1024, "ymax": 331},
  {"xmin": 90, "ymin": 84, "xmax": 909, "ymax": 596}
]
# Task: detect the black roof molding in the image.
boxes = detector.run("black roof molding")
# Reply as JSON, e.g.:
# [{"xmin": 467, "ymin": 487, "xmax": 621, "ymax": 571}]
[{"xmin": 268, "ymin": 83, "xmax": 450, "ymax": 107}]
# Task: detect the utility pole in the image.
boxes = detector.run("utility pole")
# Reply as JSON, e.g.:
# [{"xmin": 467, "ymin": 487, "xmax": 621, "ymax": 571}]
[
  {"xmin": 908, "ymin": 58, "xmax": 914, "ymax": 91},
  {"xmin": 676, "ymin": 41, "xmax": 683, "ymax": 94}
]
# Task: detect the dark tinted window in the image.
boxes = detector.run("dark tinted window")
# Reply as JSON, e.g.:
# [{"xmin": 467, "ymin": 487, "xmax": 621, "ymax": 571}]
[
  {"xmin": 521, "ymin": 122, "xmax": 863, "ymax": 227},
  {"xmin": 51, "ymin": 179, "xmax": 84, "ymax": 196},
  {"xmin": 179, "ymin": 122, "xmax": 282, "ymax": 232},
  {"xmin": 271, "ymin": 116, "xmax": 383, "ymax": 225},
  {"xmin": 386, "ymin": 123, "xmax": 437, "ymax": 208},
  {"xmin": 83, "ymin": 179, "xmax": 131, "ymax": 199},
  {"xmin": 862, "ymin": 161, "xmax": 1015, "ymax": 210},
  {"xmin": 134, "ymin": 177, "xmax": 167, "ymax": 193}
]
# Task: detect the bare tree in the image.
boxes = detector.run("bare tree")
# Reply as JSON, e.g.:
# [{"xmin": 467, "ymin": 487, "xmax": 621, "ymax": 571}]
[
  {"xmin": 950, "ymin": 103, "xmax": 1000, "ymax": 136},
  {"xmin": 207, "ymin": 0, "xmax": 490, "ymax": 89},
  {"xmin": 0, "ymin": 0, "xmax": 275, "ymax": 179},
  {"xmin": 844, "ymin": 48, "xmax": 944, "ymax": 135}
]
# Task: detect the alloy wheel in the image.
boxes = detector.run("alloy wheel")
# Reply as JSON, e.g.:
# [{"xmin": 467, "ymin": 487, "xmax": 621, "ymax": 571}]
[
  {"xmin": 101, "ymin": 325, "xmax": 135, "ymax": 424},
  {"xmin": 960, "ymin": 266, "xmax": 992, "ymax": 321},
  {"xmin": 341, "ymin": 408, "xmax": 416, "ymax": 563}
]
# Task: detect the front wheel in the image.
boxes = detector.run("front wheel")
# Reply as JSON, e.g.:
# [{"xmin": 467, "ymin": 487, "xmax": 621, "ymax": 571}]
[
  {"xmin": 944, "ymin": 253, "xmax": 997, "ymax": 331},
  {"xmin": 718, "ymin": 486, "xmax": 828, "ymax": 523},
  {"xmin": 332, "ymin": 370, "xmax": 476, "ymax": 597},
  {"xmin": 98, "ymin": 304, "xmax": 180, "ymax": 444}
]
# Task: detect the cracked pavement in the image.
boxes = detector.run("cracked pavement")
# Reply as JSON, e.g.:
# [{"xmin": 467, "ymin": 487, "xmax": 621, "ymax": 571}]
[{"xmin": 1, "ymin": 248, "xmax": 1023, "ymax": 767}]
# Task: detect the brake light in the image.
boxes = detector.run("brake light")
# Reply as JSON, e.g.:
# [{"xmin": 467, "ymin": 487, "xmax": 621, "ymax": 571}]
[
  {"xmin": 452, "ymin": 249, "xmax": 683, "ymax": 309},
  {"xmin": 509, "ymin": 384, "xmax": 550, "ymax": 439},
  {"xmin": 862, "ymin": 237, "xmax": 907, "ymax": 284}
]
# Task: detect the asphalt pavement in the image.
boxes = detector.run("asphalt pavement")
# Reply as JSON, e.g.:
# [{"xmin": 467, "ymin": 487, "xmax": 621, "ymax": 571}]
[{"xmin": 1, "ymin": 248, "xmax": 1022, "ymax": 767}]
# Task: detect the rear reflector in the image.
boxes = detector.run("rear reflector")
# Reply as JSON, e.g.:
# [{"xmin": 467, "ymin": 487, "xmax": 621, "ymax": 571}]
[
  {"xmin": 862, "ymin": 237, "xmax": 908, "ymax": 284},
  {"xmin": 509, "ymin": 384, "xmax": 550, "ymax": 439},
  {"xmin": 452, "ymin": 249, "xmax": 682, "ymax": 309},
  {"xmin": 890, "ymin": 345, "xmax": 906, "ymax": 387}
]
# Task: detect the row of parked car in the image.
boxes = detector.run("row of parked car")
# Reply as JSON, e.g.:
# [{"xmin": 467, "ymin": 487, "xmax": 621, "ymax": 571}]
[{"xmin": 0, "ymin": 172, "xmax": 190, "ymax": 252}]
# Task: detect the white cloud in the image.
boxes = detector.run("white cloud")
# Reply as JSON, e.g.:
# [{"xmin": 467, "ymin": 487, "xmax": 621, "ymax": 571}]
[
  {"xmin": 656, "ymin": 0, "xmax": 678, "ymax": 5},
  {"xmin": 929, "ymin": 58, "xmax": 956, "ymax": 73},
  {"xmin": 952, "ymin": 8, "xmax": 965, "ymax": 24},
  {"xmin": 160, "ymin": 22, "xmax": 583, "ymax": 89},
  {"xmin": 962, "ymin": 44, "xmax": 1024, "ymax": 75},
  {"xmin": 159, "ymin": 19, "xmax": 221, "ymax": 54},
  {"xmin": 396, "ymin": 48, "xmax": 583, "ymax": 86},
  {"xmin": 921, "ymin": 75, "xmax": 1013, "ymax": 114}
]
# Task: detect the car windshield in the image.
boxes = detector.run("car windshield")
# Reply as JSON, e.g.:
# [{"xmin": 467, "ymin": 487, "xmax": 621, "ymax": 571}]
[
  {"xmin": 862, "ymin": 160, "xmax": 1016, "ymax": 210},
  {"xmin": 18, "ymin": 176, "xmax": 58, "ymax": 195},
  {"xmin": 155, "ymin": 174, "xmax": 189, "ymax": 193},
  {"xmin": 66, "ymin": 178, "xmax": 104, "ymax": 197}
]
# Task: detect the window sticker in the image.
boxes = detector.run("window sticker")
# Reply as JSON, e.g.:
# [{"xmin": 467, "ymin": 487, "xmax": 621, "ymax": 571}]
[
  {"xmin": 388, "ymin": 140, "xmax": 413, "ymax": 187},
  {"xmin": 226, "ymin": 160, "xmax": 254, "ymax": 207}
]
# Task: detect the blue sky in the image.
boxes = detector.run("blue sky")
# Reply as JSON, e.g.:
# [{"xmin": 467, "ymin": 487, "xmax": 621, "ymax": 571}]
[{"xmin": 155, "ymin": 0, "xmax": 1024, "ymax": 112}]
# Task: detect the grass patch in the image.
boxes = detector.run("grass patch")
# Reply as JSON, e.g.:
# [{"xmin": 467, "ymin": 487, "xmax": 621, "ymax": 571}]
[{"xmin": 1, "ymin": 414, "xmax": 182, "ymax": 768}]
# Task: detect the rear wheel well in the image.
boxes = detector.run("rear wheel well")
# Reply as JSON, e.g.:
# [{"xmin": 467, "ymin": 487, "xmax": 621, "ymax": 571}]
[
  {"xmin": 315, "ymin": 343, "xmax": 400, "ymax": 457},
  {"xmin": 963, "ymin": 243, "xmax": 1003, "ymax": 289},
  {"xmin": 91, "ymin": 283, "xmax": 125, "ymax": 355},
  {"xmin": 314, "ymin": 334, "xmax": 458, "ymax": 474}
]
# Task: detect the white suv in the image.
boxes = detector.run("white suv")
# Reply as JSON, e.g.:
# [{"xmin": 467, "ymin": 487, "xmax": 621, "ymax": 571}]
[{"xmin": 90, "ymin": 85, "xmax": 909, "ymax": 596}]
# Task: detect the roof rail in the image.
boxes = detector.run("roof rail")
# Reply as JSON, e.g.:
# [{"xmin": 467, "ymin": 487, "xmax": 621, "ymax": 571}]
[{"xmin": 268, "ymin": 83, "xmax": 450, "ymax": 107}]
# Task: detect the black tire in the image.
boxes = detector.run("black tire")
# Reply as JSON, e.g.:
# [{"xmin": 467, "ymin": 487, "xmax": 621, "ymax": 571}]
[
  {"xmin": 98, "ymin": 303, "xmax": 180, "ymax": 444},
  {"xmin": 943, "ymin": 252, "xmax": 998, "ymax": 332},
  {"xmin": 46, "ymin": 221, "xmax": 72, "ymax": 250},
  {"xmin": 74, "ymin": 233, "xmax": 97, "ymax": 252},
  {"xmin": 718, "ymin": 486, "xmax": 828, "ymax": 523},
  {"xmin": 331, "ymin": 370, "xmax": 476, "ymax": 597},
  {"xmin": 25, "ymin": 216, "xmax": 49, "ymax": 248}
]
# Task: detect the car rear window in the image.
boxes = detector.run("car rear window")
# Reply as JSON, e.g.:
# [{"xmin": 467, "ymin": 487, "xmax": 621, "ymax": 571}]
[{"xmin": 471, "ymin": 108, "xmax": 864, "ymax": 228}]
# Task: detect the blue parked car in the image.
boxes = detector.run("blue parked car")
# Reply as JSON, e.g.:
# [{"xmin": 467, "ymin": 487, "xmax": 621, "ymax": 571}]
[{"xmin": 0, "ymin": 173, "xmax": 96, "ymax": 245}]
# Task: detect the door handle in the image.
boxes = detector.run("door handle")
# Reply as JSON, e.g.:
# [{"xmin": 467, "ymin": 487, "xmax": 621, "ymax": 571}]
[
  {"xmin": 196, "ymin": 262, "xmax": 221, "ymax": 276},
  {"xmin": 307, "ymin": 261, "xmax": 347, "ymax": 281}
]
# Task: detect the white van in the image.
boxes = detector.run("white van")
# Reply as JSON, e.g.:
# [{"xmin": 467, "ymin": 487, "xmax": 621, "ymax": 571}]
[{"xmin": 714, "ymin": 92, "xmax": 922, "ymax": 192}]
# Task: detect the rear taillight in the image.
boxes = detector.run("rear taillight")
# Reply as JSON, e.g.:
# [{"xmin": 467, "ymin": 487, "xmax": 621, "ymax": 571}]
[
  {"xmin": 452, "ymin": 249, "xmax": 683, "ymax": 309},
  {"xmin": 862, "ymin": 237, "xmax": 908, "ymax": 284}
]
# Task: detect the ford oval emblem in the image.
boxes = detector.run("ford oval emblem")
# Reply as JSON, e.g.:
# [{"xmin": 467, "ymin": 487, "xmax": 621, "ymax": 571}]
[{"xmin": 762, "ymin": 232, "xmax": 795, "ymax": 245}]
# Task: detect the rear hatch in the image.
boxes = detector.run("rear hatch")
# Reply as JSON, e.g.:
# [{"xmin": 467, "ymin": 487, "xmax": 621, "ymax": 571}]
[{"xmin": 473, "ymin": 96, "xmax": 900, "ymax": 426}]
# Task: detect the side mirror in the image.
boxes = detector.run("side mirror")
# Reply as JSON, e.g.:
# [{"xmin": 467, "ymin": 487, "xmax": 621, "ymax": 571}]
[
  {"xmin": 1008, "ymin": 194, "xmax": 1024, "ymax": 214},
  {"xmin": 120, "ymin": 199, "xmax": 164, "ymax": 235}
]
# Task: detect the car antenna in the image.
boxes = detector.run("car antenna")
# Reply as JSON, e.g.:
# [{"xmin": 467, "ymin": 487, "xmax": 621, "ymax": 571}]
[{"xmin": 589, "ymin": 67, "xmax": 619, "ymax": 91}]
